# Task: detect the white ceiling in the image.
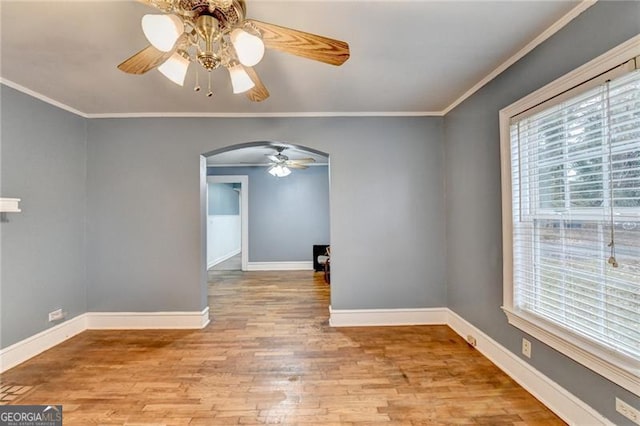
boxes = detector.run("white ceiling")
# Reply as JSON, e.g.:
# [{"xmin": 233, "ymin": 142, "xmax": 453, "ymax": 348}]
[{"xmin": 0, "ymin": 0, "xmax": 583, "ymax": 117}]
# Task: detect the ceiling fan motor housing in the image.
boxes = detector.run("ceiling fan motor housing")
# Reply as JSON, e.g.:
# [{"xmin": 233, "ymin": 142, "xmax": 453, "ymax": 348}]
[{"xmin": 176, "ymin": 0, "xmax": 246, "ymax": 31}]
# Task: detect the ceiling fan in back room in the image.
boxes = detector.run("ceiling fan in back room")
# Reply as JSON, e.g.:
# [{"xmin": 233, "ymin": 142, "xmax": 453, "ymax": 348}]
[
  {"xmin": 118, "ymin": 0, "xmax": 351, "ymax": 102},
  {"xmin": 266, "ymin": 146, "xmax": 315, "ymax": 177}
]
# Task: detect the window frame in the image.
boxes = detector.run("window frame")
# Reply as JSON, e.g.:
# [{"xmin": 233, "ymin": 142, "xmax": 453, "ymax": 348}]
[{"xmin": 499, "ymin": 34, "xmax": 640, "ymax": 396}]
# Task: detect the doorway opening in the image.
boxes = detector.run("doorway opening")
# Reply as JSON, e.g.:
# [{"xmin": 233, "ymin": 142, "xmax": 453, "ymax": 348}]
[
  {"xmin": 206, "ymin": 175, "xmax": 249, "ymax": 271},
  {"xmin": 201, "ymin": 141, "xmax": 330, "ymax": 278}
]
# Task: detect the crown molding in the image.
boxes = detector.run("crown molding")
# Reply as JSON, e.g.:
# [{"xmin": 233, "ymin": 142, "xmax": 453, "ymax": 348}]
[
  {"xmin": 0, "ymin": 80, "xmax": 442, "ymax": 117},
  {"xmin": 0, "ymin": 78, "xmax": 88, "ymax": 118},
  {"xmin": 85, "ymin": 111, "xmax": 443, "ymax": 118},
  {"xmin": 206, "ymin": 162, "xmax": 328, "ymax": 167},
  {"xmin": 0, "ymin": 0, "xmax": 597, "ymax": 119},
  {"xmin": 442, "ymin": 0, "xmax": 597, "ymax": 115}
]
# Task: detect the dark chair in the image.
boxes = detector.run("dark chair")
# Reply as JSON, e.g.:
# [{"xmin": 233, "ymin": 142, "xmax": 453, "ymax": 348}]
[{"xmin": 321, "ymin": 246, "xmax": 330, "ymax": 284}]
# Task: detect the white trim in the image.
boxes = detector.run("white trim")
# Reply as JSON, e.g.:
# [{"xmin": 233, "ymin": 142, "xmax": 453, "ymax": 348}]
[
  {"xmin": 206, "ymin": 162, "xmax": 329, "ymax": 167},
  {"xmin": 86, "ymin": 308, "xmax": 210, "ymax": 330},
  {"xmin": 207, "ymin": 176, "xmax": 249, "ymax": 271},
  {"xmin": 0, "ymin": 1, "xmax": 596, "ymax": 120},
  {"xmin": 327, "ymin": 306, "xmax": 619, "ymax": 423},
  {"xmin": 442, "ymin": 0, "xmax": 596, "ymax": 115},
  {"xmin": 329, "ymin": 307, "xmax": 448, "ymax": 327},
  {"xmin": 0, "ymin": 304, "xmax": 621, "ymax": 424},
  {"xmin": 0, "ymin": 78, "xmax": 88, "ymax": 118},
  {"xmin": 0, "ymin": 314, "xmax": 87, "ymax": 373},
  {"xmin": 87, "ymin": 111, "xmax": 443, "ymax": 118},
  {"xmin": 447, "ymin": 310, "xmax": 614, "ymax": 426},
  {"xmin": 0, "ymin": 309, "xmax": 210, "ymax": 373},
  {"xmin": 208, "ymin": 248, "xmax": 241, "ymax": 270},
  {"xmin": 246, "ymin": 261, "xmax": 313, "ymax": 271},
  {"xmin": 498, "ymin": 34, "xmax": 640, "ymax": 396},
  {"xmin": 499, "ymin": 110, "xmax": 515, "ymax": 310},
  {"xmin": 503, "ymin": 308, "xmax": 640, "ymax": 396},
  {"xmin": 500, "ymin": 34, "xmax": 640, "ymax": 119}
]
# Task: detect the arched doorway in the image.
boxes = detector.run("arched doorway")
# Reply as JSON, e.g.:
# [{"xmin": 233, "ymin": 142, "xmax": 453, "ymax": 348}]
[{"xmin": 201, "ymin": 141, "xmax": 331, "ymax": 300}]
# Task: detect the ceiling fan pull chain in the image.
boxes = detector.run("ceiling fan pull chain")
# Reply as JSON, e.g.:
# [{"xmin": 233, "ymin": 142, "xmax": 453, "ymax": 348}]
[
  {"xmin": 207, "ymin": 71, "xmax": 213, "ymax": 97},
  {"xmin": 194, "ymin": 68, "xmax": 201, "ymax": 92}
]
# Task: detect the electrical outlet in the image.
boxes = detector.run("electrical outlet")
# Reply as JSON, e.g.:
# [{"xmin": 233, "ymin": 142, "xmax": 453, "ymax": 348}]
[
  {"xmin": 616, "ymin": 398, "xmax": 640, "ymax": 425},
  {"xmin": 48, "ymin": 309, "xmax": 65, "ymax": 322},
  {"xmin": 466, "ymin": 335, "xmax": 477, "ymax": 347},
  {"xmin": 522, "ymin": 338, "xmax": 531, "ymax": 358}
]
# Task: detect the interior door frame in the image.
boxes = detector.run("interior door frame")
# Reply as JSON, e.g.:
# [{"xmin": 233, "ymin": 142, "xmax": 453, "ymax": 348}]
[{"xmin": 207, "ymin": 175, "xmax": 249, "ymax": 271}]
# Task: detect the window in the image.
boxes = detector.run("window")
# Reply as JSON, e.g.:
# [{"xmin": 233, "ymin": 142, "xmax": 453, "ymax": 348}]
[{"xmin": 500, "ymin": 36, "xmax": 640, "ymax": 395}]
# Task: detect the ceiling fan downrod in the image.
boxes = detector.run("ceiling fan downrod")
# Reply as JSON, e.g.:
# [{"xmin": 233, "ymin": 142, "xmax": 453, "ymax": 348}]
[{"xmin": 195, "ymin": 15, "xmax": 222, "ymax": 72}]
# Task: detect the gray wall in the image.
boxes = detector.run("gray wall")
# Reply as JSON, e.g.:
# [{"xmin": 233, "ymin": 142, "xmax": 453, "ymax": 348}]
[
  {"xmin": 208, "ymin": 165, "xmax": 330, "ymax": 262},
  {"xmin": 86, "ymin": 117, "xmax": 446, "ymax": 312},
  {"xmin": 1, "ymin": 3, "xmax": 635, "ymax": 418},
  {"xmin": 208, "ymin": 183, "xmax": 239, "ymax": 215},
  {"xmin": 443, "ymin": 2, "xmax": 640, "ymax": 424},
  {"xmin": 0, "ymin": 86, "xmax": 87, "ymax": 348}
]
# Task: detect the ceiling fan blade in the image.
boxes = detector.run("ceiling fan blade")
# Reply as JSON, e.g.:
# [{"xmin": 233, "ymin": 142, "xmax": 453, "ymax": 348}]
[
  {"xmin": 247, "ymin": 19, "xmax": 350, "ymax": 66},
  {"xmin": 244, "ymin": 66, "xmax": 270, "ymax": 102},
  {"xmin": 117, "ymin": 45, "xmax": 173, "ymax": 75},
  {"xmin": 289, "ymin": 158, "xmax": 316, "ymax": 164},
  {"xmin": 286, "ymin": 164, "xmax": 308, "ymax": 169},
  {"xmin": 267, "ymin": 155, "xmax": 280, "ymax": 162},
  {"xmin": 118, "ymin": 33, "xmax": 188, "ymax": 75}
]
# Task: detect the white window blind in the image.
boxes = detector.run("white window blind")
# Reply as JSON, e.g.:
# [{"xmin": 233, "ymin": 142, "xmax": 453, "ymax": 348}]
[{"xmin": 509, "ymin": 67, "xmax": 640, "ymax": 362}]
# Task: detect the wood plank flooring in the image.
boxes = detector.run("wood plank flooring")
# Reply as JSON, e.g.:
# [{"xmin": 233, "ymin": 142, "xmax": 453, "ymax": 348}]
[{"xmin": 0, "ymin": 270, "xmax": 564, "ymax": 425}]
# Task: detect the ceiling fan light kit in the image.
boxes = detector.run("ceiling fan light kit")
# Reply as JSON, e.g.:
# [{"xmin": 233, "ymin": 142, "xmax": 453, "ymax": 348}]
[
  {"xmin": 230, "ymin": 27, "xmax": 264, "ymax": 67},
  {"xmin": 141, "ymin": 14, "xmax": 184, "ymax": 52},
  {"xmin": 265, "ymin": 147, "xmax": 316, "ymax": 178},
  {"xmin": 158, "ymin": 50, "xmax": 191, "ymax": 86},
  {"xmin": 268, "ymin": 165, "xmax": 292, "ymax": 178},
  {"xmin": 118, "ymin": 0, "xmax": 350, "ymax": 102},
  {"xmin": 228, "ymin": 63, "xmax": 255, "ymax": 93}
]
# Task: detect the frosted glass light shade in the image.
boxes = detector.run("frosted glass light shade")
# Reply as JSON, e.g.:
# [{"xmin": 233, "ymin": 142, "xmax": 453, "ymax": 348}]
[
  {"xmin": 230, "ymin": 28, "xmax": 265, "ymax": 67},
  {"xmin": 228, "ymin": 64, "xmax": 255, "ymax": 94},
  {"xmin": 142, "ymin": 14, "xmax": 184, "ymax": 52},
  {"xmin": 158, "ymin": 53, "xmax": 190, "ymax": 86},
  {"xmin": 268, "ymin": 165, "xmax": 291, "ymax": 177}
]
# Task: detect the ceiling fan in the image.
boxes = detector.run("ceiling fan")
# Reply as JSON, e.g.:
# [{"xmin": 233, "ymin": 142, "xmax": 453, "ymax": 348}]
[
  {"xmin": 118, "ymin": 0, "xmax": 351, "ymax": 102},
  {"xmin": 267, "ymin": 146, "xmax": 315, "ymax": 177}
]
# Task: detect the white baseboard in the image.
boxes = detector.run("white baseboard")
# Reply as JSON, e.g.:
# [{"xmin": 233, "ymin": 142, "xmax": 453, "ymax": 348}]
[
  {"xmin": 87, "ymin": 307, "xmax": 210, "ymax": 330},
  {"xmin": 208, "ymin": 249, "xmax": 241, "ymax": 269},
  {"xmin": 0, "ymin": 314, "xmax": 87, "ymax": 373},
  {"xmin": 0, "ymin": 304, "xmax": 614, "ymax": 425},
  {"xmin": 246, "ymin": 261, "xmax": 313, "ymax": 271},
  {"xmin": 446, "ymin": 309, "xmax": 613, "ymax": 426},
  {"xmin": 0, "ymin": 308, "xmax": 210, "ymax": 373},
  {"xmin": 329, "ymin": 306, "xmax": 448, "ymax": 327},
  {"xmin": 327, "ymin": 306, "xmax": 611, "ymax": 425}
]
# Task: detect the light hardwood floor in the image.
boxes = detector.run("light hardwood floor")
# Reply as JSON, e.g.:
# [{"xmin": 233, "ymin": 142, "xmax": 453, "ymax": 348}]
[{"xmin": 0, "ymin": 270, "xmax": 564, "ymax": 425}]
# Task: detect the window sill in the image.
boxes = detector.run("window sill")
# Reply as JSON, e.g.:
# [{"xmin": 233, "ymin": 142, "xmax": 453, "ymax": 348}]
[{"xmin": 502, "ymin": 306, "xmax": 639, "ymax": 396}]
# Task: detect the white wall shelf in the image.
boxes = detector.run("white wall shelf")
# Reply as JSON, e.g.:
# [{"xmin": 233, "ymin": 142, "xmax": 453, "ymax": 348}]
[{"xmin": 0, "ymin": 198, "xmax": 21, "ymax": 213}]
